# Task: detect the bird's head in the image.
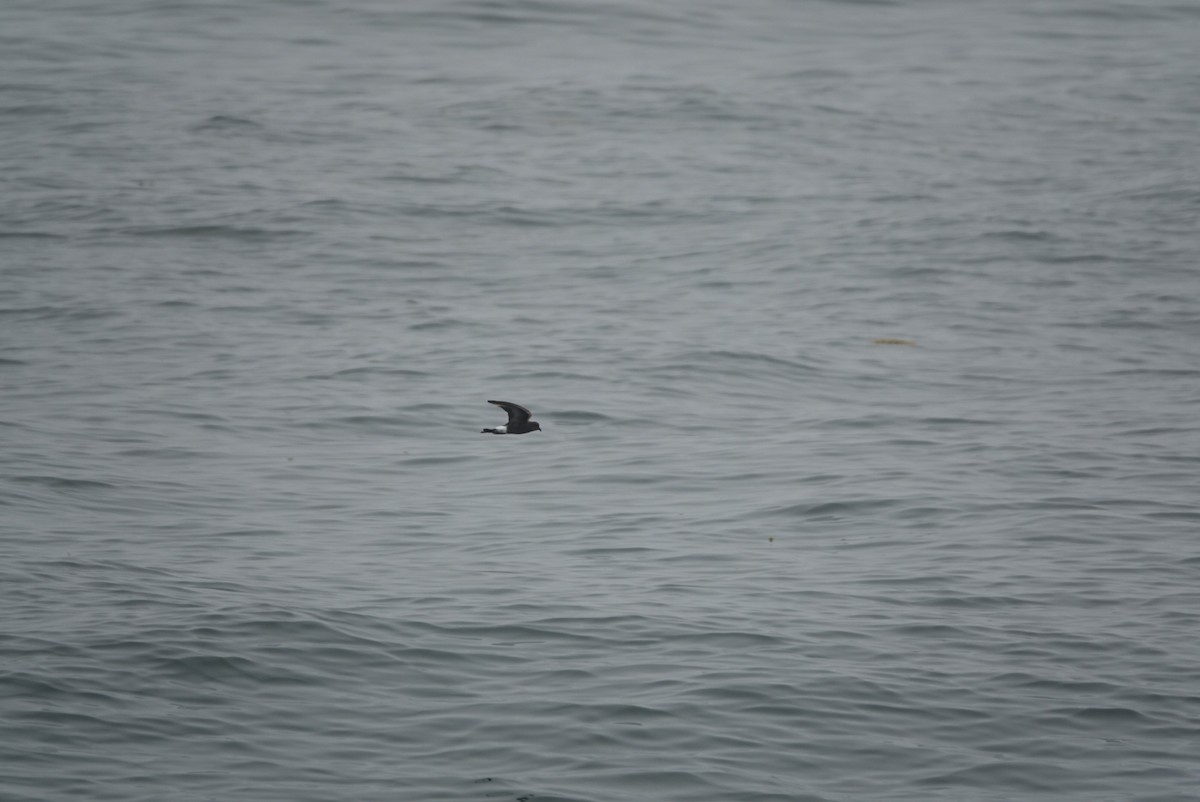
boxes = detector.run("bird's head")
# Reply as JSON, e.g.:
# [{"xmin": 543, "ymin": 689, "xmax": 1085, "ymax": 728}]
[{"xmin": 531, "ymin": 422, "xmax": 542, "ymax": 432}]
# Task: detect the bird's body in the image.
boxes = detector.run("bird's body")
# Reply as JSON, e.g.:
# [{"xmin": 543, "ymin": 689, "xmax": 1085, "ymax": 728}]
[{"xmin": 481, "ymin": 400, "xmax": 541, "ymax": 435}]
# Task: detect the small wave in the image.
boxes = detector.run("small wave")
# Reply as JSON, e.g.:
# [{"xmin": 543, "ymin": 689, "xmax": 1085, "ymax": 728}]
[
  {"xmin": 1146, "ymin": 510, "xmax": 1200, "ymax": 522},
  {"xmin": 152, "ymin": 653, "xmax": 316, "ymax": 686},
  {"xmin": 1068, "ymin": 706, "xmax": 1151, "ymax": 723},
  {"xmin": 672, "ymin": 631, "xmax": 783, "ymax": 648},
  {"xmin": 568, "ymin": 546, "xmax": 659, "ymax": 557},
  {"xmin": 305, "ymin": 366, "xmax": 431, "ymax": 380},
  {"xmin": 141, "ymin": 409, "xmax": 228, "ymax": 423},
  {"xmin": 765, "ymin": 498, "xmax": 903, "ymax": 518},
  {"xmin": 127, "ymin": 224, "xmax": 309, "ymax": 241},
  {"xmin": 916, "ymin": 760, "xmax": 1071, "ymax": 791},
  {"xmin": 9, "ymin": 475, "xmax": 116, "ymax": 491},
  {"xmin": 189, "ymin": 115, "xmax": 263, "ymax": 132},
  {"xmin": 1, "ymin": 103, "xmax": 65, "ymax": 116},
  {"xmin": 0, "ymin": 230, "xmax": 63, "ymax": 239},
  {"xmin": 399, "ymin": 455, "xmax": 474, "ymax": 467},
  {"xmin": 980, "ymin": 229, "xmax": 1060, "ymax": 242},
  {"xmin": 112, "ymin": 447, "xmax": 206, "ymax": 460},
  {"xmin": 519, "ymin": 371, "xmax": 608, "ymax": 383},
  {"xmin": 408, "ymin": 318, "xmax": 478, "ymax": 331},
  {"xmin": 552, "ymin": 409, "xmax": 615, "ymax": 423}
]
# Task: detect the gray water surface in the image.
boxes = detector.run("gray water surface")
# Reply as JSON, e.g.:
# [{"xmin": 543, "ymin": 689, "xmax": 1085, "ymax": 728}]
[{"xmin": 3, "ymin": 1, "xmax": 1200, "ymax": 800}]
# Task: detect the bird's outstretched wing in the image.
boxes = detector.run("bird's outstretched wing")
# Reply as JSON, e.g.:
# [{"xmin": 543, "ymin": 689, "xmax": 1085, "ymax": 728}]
[{"xmin": 488, "ymin": 399, "xmax": 532, "ymax": 425}]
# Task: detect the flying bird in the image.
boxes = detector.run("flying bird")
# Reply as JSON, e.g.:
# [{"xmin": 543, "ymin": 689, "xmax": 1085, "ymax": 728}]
[{"xmin": 480, "ymin": 400, "xmax": 542, "ymax": 435}]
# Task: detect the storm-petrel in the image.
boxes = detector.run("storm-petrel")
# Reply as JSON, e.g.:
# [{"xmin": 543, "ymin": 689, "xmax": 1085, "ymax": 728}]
[{"xmin": 480, "ymin": 400, "xmax": 541, "ymax": 435}]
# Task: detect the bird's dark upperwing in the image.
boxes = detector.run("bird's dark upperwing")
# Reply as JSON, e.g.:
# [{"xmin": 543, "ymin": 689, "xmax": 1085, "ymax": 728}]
[{"xmin": 488, "ymin": 399, "xmax": 532, "ymax": 425}]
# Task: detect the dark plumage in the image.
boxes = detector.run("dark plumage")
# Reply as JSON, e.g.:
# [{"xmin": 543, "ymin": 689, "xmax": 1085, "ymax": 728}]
[{"xmin": 481, "ymin": 400, "xmax": 542, "ymax": 435}]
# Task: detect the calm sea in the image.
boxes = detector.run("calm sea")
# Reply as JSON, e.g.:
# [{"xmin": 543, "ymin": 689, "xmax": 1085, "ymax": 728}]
[{"xmin": 3, "ymin": 1, "xmax": 1199, "ymax": 800}]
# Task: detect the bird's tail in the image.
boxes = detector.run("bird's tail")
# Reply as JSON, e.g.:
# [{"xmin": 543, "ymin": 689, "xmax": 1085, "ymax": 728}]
[{"xmin": 481, "ymin": 428, "xmax": 498, "ymax": 434}]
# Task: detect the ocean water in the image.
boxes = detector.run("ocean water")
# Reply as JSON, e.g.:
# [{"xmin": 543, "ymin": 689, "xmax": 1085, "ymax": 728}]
[{"xmin": 3, "ymin": 0, "xmax": 1200, "ymax": 800}]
